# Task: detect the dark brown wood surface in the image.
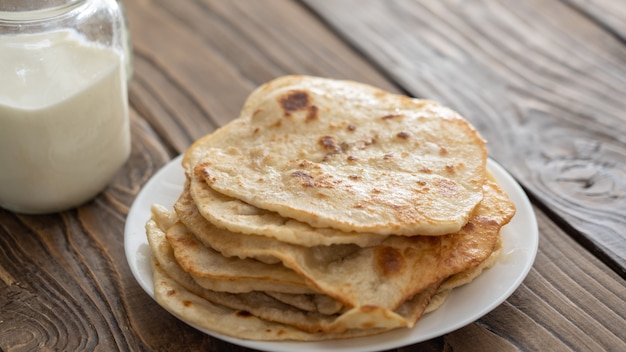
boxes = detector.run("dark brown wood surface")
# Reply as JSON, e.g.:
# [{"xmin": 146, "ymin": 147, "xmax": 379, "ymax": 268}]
[{"xmin": 1, "ymin": 0, "xmax": 625, "ymax": 351}]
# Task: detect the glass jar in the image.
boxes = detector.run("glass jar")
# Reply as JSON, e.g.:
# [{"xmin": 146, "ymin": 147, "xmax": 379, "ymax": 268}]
[{"xmin": 0, "ymin": 0, "xmax": 131, "ymax": 214}]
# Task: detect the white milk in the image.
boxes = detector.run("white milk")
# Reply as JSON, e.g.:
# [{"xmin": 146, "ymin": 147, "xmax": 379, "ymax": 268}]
[{"xmin": 0, "ymin": 30, "xmax": 130, "ymax": 213}]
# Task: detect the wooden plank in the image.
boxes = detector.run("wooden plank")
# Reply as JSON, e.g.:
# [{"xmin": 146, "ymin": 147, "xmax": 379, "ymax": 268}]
[
  {"xmin": 303, "ymin": 0, "xmax": 626, "ymax": 277},
  {"xmin": 564, "ymin": 0, "xmax": 626, "ymax": 41}
]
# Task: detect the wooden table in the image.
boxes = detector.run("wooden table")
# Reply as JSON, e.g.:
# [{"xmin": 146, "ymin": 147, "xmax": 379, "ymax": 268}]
[{"xmin": 1, "ymin": 0, "xmax": 625, "ymax": 351}]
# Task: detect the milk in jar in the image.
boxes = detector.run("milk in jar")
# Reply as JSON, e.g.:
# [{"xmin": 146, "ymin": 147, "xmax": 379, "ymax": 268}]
[{"xmin": 0, "ymin": 29, "xmax": 130, "ymax": 213}]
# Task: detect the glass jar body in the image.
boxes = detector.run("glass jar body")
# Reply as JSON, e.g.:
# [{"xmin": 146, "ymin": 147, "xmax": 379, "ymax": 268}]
[{"xmin": 0, "ymin": 0, "xmax": 131, "ymax": 214}]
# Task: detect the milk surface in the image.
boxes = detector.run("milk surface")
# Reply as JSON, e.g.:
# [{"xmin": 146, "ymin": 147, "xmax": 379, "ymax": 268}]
[{"xmin": 0, "ymin": 30, "xmax": 129, "ymax": 213}]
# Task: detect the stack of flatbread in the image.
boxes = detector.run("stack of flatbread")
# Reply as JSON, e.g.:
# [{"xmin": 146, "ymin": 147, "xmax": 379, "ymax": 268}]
[{"xmin": 145, "ymin": 75, "xmax": 516, "ymax": 341}]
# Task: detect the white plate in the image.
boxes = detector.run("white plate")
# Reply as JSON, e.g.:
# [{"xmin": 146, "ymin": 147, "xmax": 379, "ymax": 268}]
[{"xmin": 124, "ymin": 155, "xmax": 538, "ymax": 352}]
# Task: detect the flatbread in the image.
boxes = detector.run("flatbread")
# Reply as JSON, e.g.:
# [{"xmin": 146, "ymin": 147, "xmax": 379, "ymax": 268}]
[
  {"xmin": 147, "ymin": 206, "xmax": 319, "ymax": 295},
  {"xmin": 148, "ymin": 206, "xmax": 440, "ymax": 336},
  {"xmin": 166, "ymin": 219, "xmax": 319, "ymax": 295},
  {"xmin": 149, "ymin": 226, "xmax": 340, "ymax": 333},
  {"xmin": 145, "ymin": 75, "xmax": 517, "ymax": 341},
  {"xmin": 265, "ymin": 292, "xmax": 344, "ymax": 315},
  {"xmin": 185, "ymin": 75, "xmax": 488, "ymax": 236},
  {"xmin": 189, "ymin": 170, "xmax": 386, "ymax": 247},
  {"xmin": 153, "ymin": 263, "xmax": 391, "ymax": 341},
  {"xmin": 147, "ymin": 205, "xmax": 498, "ymax": 334},
  {"xmin": 174, "ymin": 179, "xmax": 515, "ymax": 330}
]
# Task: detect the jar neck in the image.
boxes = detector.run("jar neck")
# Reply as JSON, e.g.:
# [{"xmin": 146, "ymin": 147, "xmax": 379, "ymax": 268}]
[{"xmin": 0, "ymin": 0, "xmax": 87, "ymax": 22}]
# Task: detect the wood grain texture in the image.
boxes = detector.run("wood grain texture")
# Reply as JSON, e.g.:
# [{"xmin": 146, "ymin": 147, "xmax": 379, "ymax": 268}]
[
  {"xmin": 564, "ymin": 0, "xmax": 626, "ymax": 41},
  {"xmin": 304, "ymin": 0, "xmax": 626, "ymax": 278},
  {"xmin": 1, "ymin": 0, "xmax": 625, "ymax": 351}
]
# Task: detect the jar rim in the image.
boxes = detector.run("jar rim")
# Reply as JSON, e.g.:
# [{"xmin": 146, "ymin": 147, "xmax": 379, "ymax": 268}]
[{"xmin": 0, "ymin": 0, "xmax": 87, "ymax": 23}]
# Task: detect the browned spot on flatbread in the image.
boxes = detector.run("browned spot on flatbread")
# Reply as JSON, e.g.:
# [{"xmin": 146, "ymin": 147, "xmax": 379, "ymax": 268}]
[
  {"xmin": 320, "ymin": 136, "xmax": 350, "ymax": 161},
  {"xmin": 195, "ymin": 162, "xmax": 217, "ymax": 183},
  {"xmin": 291, "ymin": 170, "xmax": 314, "ymax": 187},
  {"xmin": 306, "ymin": 105, "xmax": 318, "ymax": 121},
  {"xmin": 319, "ymin": 135, "xmax": 338, "ymax": 150},
  {"xmin": 236, "ymin": 310, "xmax": 253, "ymax": 317},
  {"xmin": 291, "ymin": 170, "xmax": 344, "ymax": 189},
  {"xmin": 375, "ymin": 246, "xmax": 406, "ymax": 277},
  {"xmin": 397, "ymin": 131, "xmax": 410, "ymax": 139},
  {"xmin": 279, "ymin": 90, "xmax": 309, "ymax": 116},
  {"xmin": 355, "ymin": 136, "xmax": 377, "ymax": 150},
  {"xmin": 182, "ymin": 300, "xmax": 192, "ymax": 307},
  {"xmin": 436, "ymin": 178, "xmax": 459, "ymax": 197},
  {"xmin": 381, "ymin": 113, "xmax": 402, "ymax": 120}
]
